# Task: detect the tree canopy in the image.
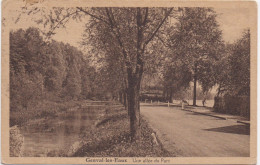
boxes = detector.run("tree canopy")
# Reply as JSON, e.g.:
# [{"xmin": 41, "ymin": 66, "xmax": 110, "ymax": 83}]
[
  {"xmin": 162, "ymin": 7, "xmax": 224, "ymax": 104},
  {"xmin": 215, "ymin": 29, "xmax": 250, "ymax": 96},
  {"xmin": 10, "ymin": 27, "xmax": 103, "ymax": 112}
]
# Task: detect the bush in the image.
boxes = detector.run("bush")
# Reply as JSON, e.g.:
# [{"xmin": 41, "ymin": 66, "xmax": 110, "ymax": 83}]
[{"xmin": 214, "ymin": 95, "xmax": 250, "ymax": 119}]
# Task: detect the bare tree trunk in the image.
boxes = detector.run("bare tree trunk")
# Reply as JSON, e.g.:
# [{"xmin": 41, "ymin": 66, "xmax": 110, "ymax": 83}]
[
  {"xmin": 165, "ymin": 89, "xmax": 169, "ymax": 102},
  {"xmin": 121, "ymin": 92, "xmax": 124, "ymax": 103},
  {"xmin": 169, "ymin": 88, "xmax": 173, "ymax": 103},
  {"xmin": 193, "ymin": 64, "xmax": 197, "ymax": 106},
  {"xmin": 119, "ymin": 91, "xmax": 122, "ymax": 103},
  {"xmin": 127, "ymin": 83, "xmax": 141, "ymax": 140},
  {"xmin": 127, "ymin": 66, "xmax": 142, "ymax": 139},
  {"xmin": 123, "ymin": 90, "xmax": 127, "ymax": 108},
  {"xmin": 125, "ymin": 8, "xmax": 144, "ymax": 140},
  {"xmin": 193, "ymin": 76, "xmax": 197, "ymax": 106}
]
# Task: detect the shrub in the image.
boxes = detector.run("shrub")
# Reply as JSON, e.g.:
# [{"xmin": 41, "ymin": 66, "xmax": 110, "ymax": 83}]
[{"xmin": 214, "ymin": 95, "xmax": 250, "ymax": 119}]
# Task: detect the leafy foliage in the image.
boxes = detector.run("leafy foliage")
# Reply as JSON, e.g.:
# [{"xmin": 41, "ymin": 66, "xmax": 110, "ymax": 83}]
[
  {"xmin": 162, "ymin": 8, "xmax": 224, "ymax": 101},
  {"xmin": 10, "ymin": 27, "xmax": 101, "ymax": 115},
  {"xmin": 216, "ymin": 29, "xmax": 250, "ymax": 96}
]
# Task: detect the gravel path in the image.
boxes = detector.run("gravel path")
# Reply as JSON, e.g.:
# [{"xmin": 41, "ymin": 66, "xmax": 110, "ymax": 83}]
[{"xmin": 141, "ymin": 105, "xmax": 250, "ymax": 157}]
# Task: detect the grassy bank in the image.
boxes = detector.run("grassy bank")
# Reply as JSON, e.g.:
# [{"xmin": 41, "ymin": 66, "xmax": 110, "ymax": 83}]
[
  {"xmin": 73, "ymin": 105, "xmax": 175, "ymax": 157},
  {"xmin": 11, "ymin": 100, "xmax": 176, "ymax": 157},
  {"xmin": 10, "ymin": 100, "xmax": 82, "ymax": 127}
]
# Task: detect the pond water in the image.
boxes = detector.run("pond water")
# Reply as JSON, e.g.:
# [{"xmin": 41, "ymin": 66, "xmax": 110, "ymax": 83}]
[{"xmin": 20, "ymin": 106, "xmax": 102, "ymax": 157}]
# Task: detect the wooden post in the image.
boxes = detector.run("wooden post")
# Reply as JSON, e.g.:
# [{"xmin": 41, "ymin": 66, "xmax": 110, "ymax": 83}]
[{"xmin": 182, "ymin": 101, "xmax": 184, "ymax": 110}]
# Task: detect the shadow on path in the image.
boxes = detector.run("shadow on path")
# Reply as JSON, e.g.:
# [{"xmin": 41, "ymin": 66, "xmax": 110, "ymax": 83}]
[
  {"xmin": 204, "ymin": 125, "xmax": 250, "ymax": 135},
  {"xmin": 186, "ymin": 112, "xmax": 224, "ymax": 120}
]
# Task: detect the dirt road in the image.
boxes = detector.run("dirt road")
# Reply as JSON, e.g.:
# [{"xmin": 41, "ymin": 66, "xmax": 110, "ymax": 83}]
[{"xmin": 141, "ymin": 105, "xmax": 250, "ymax": 157}]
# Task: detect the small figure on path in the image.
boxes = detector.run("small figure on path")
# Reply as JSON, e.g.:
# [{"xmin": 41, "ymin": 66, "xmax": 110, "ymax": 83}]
[
  {"xmin": 181, "ymin": 99, "xmax": 189, "ymax": 110},
  {"xmin": 202, "ymin": 98, "xmax": 206, "ymax": 107},
  {"xmin": 182, "ymin": 99, "xmax": 189, "ymax": 105}
]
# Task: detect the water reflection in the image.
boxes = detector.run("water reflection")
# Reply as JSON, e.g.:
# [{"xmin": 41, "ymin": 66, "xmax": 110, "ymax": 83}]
[{"xmin": 20, "ymin": 107, "xmax": 100, "ymax": 157}]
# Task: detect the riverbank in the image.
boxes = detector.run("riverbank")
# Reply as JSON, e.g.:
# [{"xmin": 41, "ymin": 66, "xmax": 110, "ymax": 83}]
[
  {"xmin": 10, "ymin": 100, "xmax": 175, "ymax": 157},
  {"xmin": 10, "ymin": 100, "xmax": 82, "ymax": 127},
  {"xmin": 72, "ymin": 105, "xmax": 175, "ymax": 157}
]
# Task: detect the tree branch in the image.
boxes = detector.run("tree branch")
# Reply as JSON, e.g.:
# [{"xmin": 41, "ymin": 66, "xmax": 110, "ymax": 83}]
[
  {"xmin": 142, "ymin": 8, "xmax": 148, "ymax": 25},
  {"xmin": 46, "ymin": 10, "xmax": 78, "ymax": 39},
  {"xmin": 135, "ymin": 8, "xmax": 144, "ymax": 80},
  {"xmin": 76, "ymin": 7, "xmax": 110, "ymax": 25},
  {"xmin": 105, "ymin": 8, "xmax": 114, "ymax": 27},
  {"xmin": 155, "ymin": 33, "xmax": 171, "ymax": 48},
  {"xmin": 143, "ymin": 8, "xmax": 174, "ymax": 48},
  {"xmin": 104, "ymin": 8, "xmax": 130, "ymax": 67}
]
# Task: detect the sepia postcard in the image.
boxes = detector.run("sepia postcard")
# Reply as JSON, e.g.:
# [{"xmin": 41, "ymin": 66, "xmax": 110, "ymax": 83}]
[{"xmin": 1, "ymin": 0, "xmax": 257, "ymax": 164}]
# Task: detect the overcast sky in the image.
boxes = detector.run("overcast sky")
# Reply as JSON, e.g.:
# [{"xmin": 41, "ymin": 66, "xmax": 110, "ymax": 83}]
[{"xmin": 9, "ymin": 6, "xmax": 250, "ymax": 48}]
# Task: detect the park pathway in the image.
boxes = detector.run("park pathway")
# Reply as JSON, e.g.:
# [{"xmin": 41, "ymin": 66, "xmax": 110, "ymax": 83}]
[{"xmin": 141, "ymin": 105, "xmax": 250, "ymax": 157}]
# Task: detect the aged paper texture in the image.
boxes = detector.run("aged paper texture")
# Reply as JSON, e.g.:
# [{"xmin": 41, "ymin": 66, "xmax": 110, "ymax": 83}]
[{"xmin": 1, "ymin": 0, "xmax": 257, "ymax": 164}]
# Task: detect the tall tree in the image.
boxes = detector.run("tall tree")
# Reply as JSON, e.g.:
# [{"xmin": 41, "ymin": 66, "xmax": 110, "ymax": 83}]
[
  {"xmin": 83, "ymin": 8, "xmax": 175, "ymax": 138},
  {"xmin": 168, "ymin": 7, "xmax": 223, "ymax": 106},
  {"xmin": 215, "ymin": 29, "xmax": 250, "ymax": 96},
  {"xmin": 10, "ymin": 27, "xmax": 96, "ymax": 112},
  {"xmin": 27, "ymin": 7, "xmax": 175, "ymax": 139},
  {"xmin": 162, "ymin": 57, "xmax": 192, "ymax": 102}
]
